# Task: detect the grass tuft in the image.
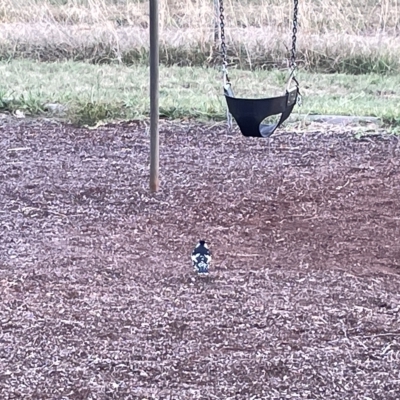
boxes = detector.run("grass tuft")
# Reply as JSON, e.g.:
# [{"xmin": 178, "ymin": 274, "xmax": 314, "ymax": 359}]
[{"xmin": 69, "ymin": 101, "xmax": 121, "ymax": 126}]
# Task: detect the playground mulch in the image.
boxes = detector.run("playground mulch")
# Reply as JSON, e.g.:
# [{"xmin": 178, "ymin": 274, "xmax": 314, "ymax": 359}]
[{"xmin": 1, "ymin": 118, "xmax": 400, "ymax": 399}]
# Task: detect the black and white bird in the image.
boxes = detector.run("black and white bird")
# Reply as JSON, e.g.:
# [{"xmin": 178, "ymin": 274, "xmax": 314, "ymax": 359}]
[{"xmin": 191, "ymin": 240, "xmax": 211, "ymax": 276}]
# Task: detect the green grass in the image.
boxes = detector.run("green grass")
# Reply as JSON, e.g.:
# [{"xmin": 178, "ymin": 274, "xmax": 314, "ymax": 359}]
[{"xmin": 0, "ymin": 59, "xmax": 399, "ymax": 126}]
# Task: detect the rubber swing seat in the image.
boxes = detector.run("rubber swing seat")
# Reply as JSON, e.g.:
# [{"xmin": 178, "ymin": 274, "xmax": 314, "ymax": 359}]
[{"xmin": 224, "ymin": 84, "xmax": 299, "ymax": 138}]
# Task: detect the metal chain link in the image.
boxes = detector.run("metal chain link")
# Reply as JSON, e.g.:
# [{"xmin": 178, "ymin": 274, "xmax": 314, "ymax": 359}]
[
  {"xmin": 290, "ymin": 0, "xmax": 301, "ymax": 105},
  {"xmin": 290, "ymin": 0, "xmax": 299, "ymax": 72},
  {"xmin": 219, "ymin": 0, "xmax": 230, "ymax": 85}
]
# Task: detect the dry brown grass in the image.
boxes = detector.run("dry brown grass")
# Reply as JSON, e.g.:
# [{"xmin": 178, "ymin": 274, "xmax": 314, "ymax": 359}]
[
  {"xmin": 1, "ymin": 0, "xmax": 399, "ymax": 33},
  {"xmin": 0, "ymin": 0, "xmax": 399, "ymax": 72}
]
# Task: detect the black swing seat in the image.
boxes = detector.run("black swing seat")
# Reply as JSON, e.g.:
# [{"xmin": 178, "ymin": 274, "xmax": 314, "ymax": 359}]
[{"xmin": 224, "ymin": 84, "xmax": 299, "ymax": 138}]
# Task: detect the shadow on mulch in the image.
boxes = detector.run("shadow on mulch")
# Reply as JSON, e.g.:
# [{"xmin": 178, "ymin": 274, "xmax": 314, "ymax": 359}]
[{"xmin": 1, "ymin": 119, "xmax": 400, "ymax": 399}]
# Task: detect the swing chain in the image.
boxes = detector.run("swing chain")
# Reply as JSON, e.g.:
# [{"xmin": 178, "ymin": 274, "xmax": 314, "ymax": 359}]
[
  {"xmin": 289, "ymin": 0, "xmax": 302, "ymax": 106},
  {"xmin": 290, "ymin": 0, "xmax": 299, "ymax": 72},
  {"xmin": 219, "ymin": 0, "xmax": 230, "ymax": 86}
]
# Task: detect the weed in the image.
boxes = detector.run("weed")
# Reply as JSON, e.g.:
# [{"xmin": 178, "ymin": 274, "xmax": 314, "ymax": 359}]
[{"xmin": 70, "ymin": 101, "xmax": 121, "ymax": 126}]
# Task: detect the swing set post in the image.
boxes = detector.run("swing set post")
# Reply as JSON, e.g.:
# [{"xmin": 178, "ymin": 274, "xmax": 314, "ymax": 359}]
[{"xmin": 149, "ymin": 0, "xmax": 159, "ymax": 192}]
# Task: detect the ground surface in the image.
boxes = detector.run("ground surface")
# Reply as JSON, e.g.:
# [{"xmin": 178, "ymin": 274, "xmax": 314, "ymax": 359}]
[{"xmin": 1, "ymin": 119, "xmax": 400, "ymax": 399}]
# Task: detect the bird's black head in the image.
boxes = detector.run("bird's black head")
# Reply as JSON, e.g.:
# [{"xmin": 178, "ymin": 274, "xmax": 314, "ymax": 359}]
[{"xmin": 199, "ymin": 240, "xmax": 206, "ymax": 246}]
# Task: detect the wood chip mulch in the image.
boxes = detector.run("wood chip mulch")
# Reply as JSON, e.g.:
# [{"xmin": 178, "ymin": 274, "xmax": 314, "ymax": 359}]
[{"xmin": 1, "ymin": 118, "xmax": 400, "ymax": 399}]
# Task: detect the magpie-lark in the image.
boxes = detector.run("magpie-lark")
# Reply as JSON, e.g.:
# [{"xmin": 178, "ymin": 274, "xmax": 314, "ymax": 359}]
[{"xmin": 191, "ymin": 240, "xmax": 211, "ymax": 275}]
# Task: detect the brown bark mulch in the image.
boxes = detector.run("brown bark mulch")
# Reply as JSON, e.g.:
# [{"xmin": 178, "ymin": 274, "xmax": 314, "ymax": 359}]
[{"xmin": 1, "ymin": 118, "xmax": 400, "ymax": 399}]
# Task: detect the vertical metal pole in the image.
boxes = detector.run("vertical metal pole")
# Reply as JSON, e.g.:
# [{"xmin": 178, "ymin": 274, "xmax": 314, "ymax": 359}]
[{"xmin": 149, "ymin": 0, "xmax": 159, "ymax": 192}]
